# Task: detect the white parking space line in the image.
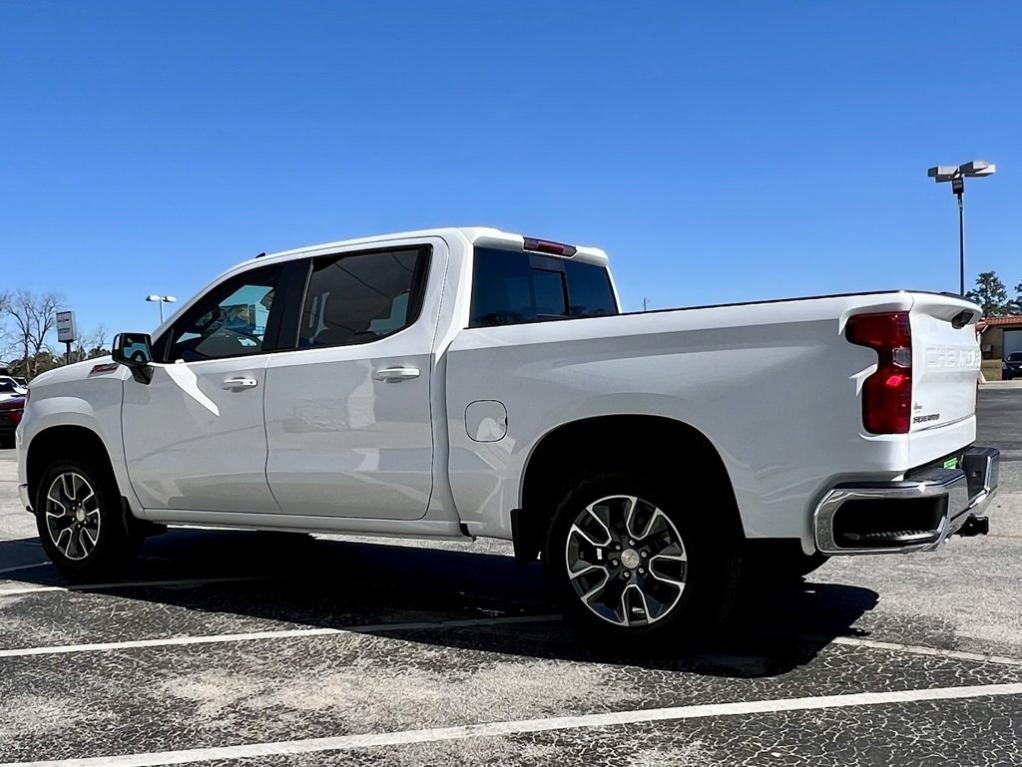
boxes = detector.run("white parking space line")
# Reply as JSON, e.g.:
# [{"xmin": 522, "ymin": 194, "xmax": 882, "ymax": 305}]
[
  {"xmin": 0, "ymin": 561, "xmax": 51, "ymax": 577},
  {"xmin": 0, "ymin": 615, "xmax": 562, "ymax": 659},
  {"xmin": 4, "ymin": 682, "xmax": 1021, "ymax": 767},
  {"xmin": 4, "ymin": 609, "xmax": 1022, "ymax": 670},
  {"xmin": 830, "ymin": 635, "xmax": 1022, "ymax": 668},
  {"xmin": 0, "ymin": 575, "xmax": 268, "ymax": 598}
]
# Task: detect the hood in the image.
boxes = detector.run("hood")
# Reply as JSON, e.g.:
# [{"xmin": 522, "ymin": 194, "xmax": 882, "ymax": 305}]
[{"xmin": 27, "ymin": 356, "xmax": 118, "ymax": 388}]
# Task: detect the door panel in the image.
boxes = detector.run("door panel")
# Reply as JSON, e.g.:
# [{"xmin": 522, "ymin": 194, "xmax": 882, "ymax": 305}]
[
  {"xmin": 122, "ymin": 357, "xmax": 278, "ymax": 512},
  {"xmin": 123, "ymin": 262, "xmax": 287, "ymax": 514},
  {"xmin": 264, "ymin": 242, "xmax": 441, "ymax": 520},
  {"xmin": 264, "ymin": 345, "xmax": 433, "ymax": 519}
]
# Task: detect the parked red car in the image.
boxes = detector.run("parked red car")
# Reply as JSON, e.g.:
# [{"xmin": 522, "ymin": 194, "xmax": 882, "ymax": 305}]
[{"xmin": 0, "ymin": 394, "xmax": 24, "ymax": 447}]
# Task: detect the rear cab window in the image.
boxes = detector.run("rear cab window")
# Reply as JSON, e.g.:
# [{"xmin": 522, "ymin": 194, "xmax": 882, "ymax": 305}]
[{"xmin": 470, "ymin": 247, "xmax": 618, "ymax": 328}]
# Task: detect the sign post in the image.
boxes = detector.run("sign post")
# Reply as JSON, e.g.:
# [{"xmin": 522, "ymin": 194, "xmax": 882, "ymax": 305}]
[{"xmin": 56, "ymin": 310, "xmax": 77, "ymax": 365}]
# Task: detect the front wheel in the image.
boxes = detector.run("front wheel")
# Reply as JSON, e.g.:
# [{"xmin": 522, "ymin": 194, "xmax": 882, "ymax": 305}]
[
  {"xmin": 35, "ymin": 458, "xmax": 140, "ymax": 579},
  {"xmin": 543, "ymin": 472, "xmax": 742, "ymax": 648}
]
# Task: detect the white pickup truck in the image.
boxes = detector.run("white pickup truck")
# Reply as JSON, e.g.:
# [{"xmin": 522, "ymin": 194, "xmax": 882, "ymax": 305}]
[{"xmin": 15, "ymin": 227, "xmax": 999, "ymax": 646}]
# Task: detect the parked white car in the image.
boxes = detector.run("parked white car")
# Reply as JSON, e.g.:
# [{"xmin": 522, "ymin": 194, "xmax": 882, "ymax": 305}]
[{"xmin": 15, "ymin": 228, "xmax": 999, "ymax": 645}]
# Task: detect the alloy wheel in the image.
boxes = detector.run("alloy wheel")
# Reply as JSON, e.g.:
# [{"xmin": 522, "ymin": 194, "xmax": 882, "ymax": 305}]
[
  {"xmin": 44, "ymin": 472, "xmax": 101, "ymax": 561},
  {"xmin": 564, "ymin": 494, "xmax": 687, "ymax": 627}
]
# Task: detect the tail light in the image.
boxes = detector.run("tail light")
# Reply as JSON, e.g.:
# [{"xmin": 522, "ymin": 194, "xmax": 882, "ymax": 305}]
[
  {"xmin": 8, "ymin": 408, "xmax": 22, "ymax": 427},
  {"xmin": 846, "ymin": 311, "xmax": 912, "ymax": 434}
]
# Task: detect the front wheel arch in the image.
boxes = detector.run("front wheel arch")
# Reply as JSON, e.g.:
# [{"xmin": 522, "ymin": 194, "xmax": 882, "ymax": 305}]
[{"xmin": 25, "ymin": 425, "xmax": 142, "ymax": 541}]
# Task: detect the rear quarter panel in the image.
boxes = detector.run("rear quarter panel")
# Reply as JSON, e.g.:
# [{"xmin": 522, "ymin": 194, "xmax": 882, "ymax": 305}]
[{"xmin": 444, "ymin": 292, "xmax": 975, "ymax": 551}]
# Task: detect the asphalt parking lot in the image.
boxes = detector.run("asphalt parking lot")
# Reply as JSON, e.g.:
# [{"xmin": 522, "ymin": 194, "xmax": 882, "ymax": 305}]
[{"xmin": 1, "ymin": 387, "xmax": 1020, "ymax": 766}]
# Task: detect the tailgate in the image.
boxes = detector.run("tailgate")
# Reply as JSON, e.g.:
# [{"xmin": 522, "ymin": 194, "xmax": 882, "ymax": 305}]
[{"xmin": 910, "ymin": 294, "xmax": 982, "ymax": 431}]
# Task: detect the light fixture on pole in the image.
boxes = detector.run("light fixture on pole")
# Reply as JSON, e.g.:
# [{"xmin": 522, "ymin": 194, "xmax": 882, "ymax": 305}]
[
  {"xmin": 146, "ymin": 294, "xmax": 177, "ymax": 323},
  {"xmin": 927, "ymin": 160, "xmax": 996, "ymax": 296}
]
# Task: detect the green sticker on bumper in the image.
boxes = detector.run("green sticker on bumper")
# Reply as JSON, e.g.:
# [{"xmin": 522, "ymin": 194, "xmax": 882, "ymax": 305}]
[{"xmin": 944, "ymin": 457, "xmax": 959, "ymax": 470}]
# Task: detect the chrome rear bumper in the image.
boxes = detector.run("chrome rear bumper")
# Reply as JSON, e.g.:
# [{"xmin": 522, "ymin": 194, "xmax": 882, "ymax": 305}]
[{"xmin": 813, "ymin": 446, "xmax": 999, "ymax": 555}]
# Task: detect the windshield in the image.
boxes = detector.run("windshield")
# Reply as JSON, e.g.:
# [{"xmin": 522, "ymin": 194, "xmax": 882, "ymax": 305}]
[{"xmin": 1008, "ymin": 353, "xmax": 1022, "ymax": 362}]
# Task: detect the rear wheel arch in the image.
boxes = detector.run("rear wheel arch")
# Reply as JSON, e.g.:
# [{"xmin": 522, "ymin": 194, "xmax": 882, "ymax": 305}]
[{"xmin": 514, "ymin": 415, "xmax": 743, "ymax": 563}]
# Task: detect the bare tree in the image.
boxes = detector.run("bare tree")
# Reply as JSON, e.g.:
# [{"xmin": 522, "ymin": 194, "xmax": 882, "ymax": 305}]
[
  {"xmin": 73, "ymin": 323, "xmax": 110, "ymax": 362},
  {"xmin": 0, "ymin": 292, "xmax": 13, "ymax": 365},
  {"xmin": 3, "ymin": 291, "xmax": 63, "ymax": 378}
]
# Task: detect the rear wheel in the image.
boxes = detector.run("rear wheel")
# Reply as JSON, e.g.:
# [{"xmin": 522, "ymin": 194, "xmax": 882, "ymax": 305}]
[
  {"xmin": 543, "ymin": 472, "xmax": 742, "ymax": 648},
  {"xmin": 35, "ymin": 458, "xmax": 141, "ymax": 579}
]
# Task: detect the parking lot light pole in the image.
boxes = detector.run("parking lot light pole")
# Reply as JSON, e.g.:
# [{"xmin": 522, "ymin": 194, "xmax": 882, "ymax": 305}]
[
  {"xmin": 927, "ymin": 160, "xmax": 996, "ymax": 296},
  {"xmin": 146, "ymin": 294, "xmax": 177, "ymax": 323}
]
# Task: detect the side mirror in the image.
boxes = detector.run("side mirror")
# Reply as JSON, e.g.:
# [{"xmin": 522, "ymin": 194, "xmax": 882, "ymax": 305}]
[{"xmin": 112, "ymin": 332, "xmax": 154, "ymax": 383}]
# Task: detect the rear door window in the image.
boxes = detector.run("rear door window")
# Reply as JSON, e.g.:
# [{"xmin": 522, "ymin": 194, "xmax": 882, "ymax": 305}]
[
  {"xmin": 470, "ymin": 247, "xmax": 617, "ymax": 328},
  {"xmin": 298, "ymin": 246, "xmax": 430, "ymax": 348}
]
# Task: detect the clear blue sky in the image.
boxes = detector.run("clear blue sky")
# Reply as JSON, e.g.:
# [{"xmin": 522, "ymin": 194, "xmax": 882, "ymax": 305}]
[{"xmin": 3, "ymin": 1, "xmax": 1020, "ymax": 342}]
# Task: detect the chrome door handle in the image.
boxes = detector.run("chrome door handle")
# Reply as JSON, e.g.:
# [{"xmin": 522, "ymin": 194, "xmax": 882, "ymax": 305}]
[
  {"xmin": 372, "ymin": 366, "xmax": 420, "ymax": 383},
  {"xmin": 222, "ymin": 376, "xmax": 258, "ymax": 390}
]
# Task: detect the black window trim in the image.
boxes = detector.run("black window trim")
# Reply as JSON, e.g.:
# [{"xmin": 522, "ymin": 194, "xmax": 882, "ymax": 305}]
[
  {"xmin": 282, "ymin": 243, "xmax": 434, "ymax": 353},
  {"xmin": 270, "ymin": 260, "xmax": 313, "ymax": 353}
]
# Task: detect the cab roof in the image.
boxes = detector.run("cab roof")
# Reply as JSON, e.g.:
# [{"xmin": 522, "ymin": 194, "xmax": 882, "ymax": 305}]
[{"xmin": 235, "ymin": 227, "xmax": 610, "ymax": 271}]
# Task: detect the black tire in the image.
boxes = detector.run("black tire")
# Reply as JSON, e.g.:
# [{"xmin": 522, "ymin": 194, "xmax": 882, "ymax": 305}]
[
  {"xmin": 542, "ymin": 471, "xmax": 742, "ymax": 648},
  {"xmin": 35, "ymin": 457, "xmax": 141, "ymax": 579}
]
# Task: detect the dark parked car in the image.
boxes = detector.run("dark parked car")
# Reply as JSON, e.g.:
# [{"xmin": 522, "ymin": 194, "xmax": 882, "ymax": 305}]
[
  {"xmin": 0, "ymin": 377, "xmax": 28, "ymax": 397},
  {"xmin": 1004, "ymin": 352, "xmax": 1022, "ymax": 381},
  {"xmin": 0, "ymin": 394, "xmax": 24, "ymax": 447}
]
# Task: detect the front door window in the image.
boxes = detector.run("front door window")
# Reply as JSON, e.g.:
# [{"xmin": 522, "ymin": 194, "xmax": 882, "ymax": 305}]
[{"xmin": 166, "ymin": 266, "xmax": 282, "ymax": 362}]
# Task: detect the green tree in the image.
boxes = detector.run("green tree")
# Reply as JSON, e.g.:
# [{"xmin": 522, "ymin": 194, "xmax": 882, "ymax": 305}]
[{"xmin": 966, "ymin": 271, "xmax": 1010, "ymax": 317}]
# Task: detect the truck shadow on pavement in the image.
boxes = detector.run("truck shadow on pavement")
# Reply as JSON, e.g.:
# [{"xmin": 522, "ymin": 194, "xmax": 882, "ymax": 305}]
[{"xmin": 0, "ymin": 530, "xmax": 879, "ymax": 679}]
